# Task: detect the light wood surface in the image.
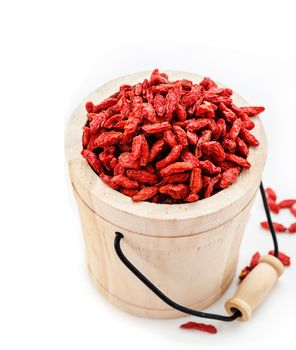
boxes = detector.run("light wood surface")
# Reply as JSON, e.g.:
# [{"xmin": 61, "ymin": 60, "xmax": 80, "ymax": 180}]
[
  {"xmin": 65, "ymin": 71, "xmax": 268, "ymax": 318},
  {"xmin": 225, "ymin": 255, "xmax": 284, "ymax": 321}
]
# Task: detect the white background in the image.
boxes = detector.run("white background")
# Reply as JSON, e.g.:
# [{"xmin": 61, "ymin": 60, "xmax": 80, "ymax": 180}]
[{"xmin": 0, "ymin": 1, "xmax": 296, "ymax": 349}]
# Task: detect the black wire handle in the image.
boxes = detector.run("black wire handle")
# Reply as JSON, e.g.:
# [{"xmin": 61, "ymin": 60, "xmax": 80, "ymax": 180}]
[{"xmin": 114, "ymin": 181, "xmax": 278, "ymax": 322}]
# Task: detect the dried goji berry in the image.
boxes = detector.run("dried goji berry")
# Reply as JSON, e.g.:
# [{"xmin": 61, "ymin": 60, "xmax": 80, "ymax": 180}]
[
  {"xmin": 265, "ymin": 187, "xmax": 277, "ymax": 202},
  {"xmin": 112, "ymin": 175, "xmax": 139, "ymax": 189},
  {"xmin": 140, "ymin": 135, "xmax": 149, "ymax": 166},
  {"xmin": 95, "ymin": 131, "xmax": 122, "ymax": 148},
  {"xmin": 225, "ymin": 153, "xmax": 251, "ymax": 168},
  {"xmin": 199, "ymin": 160, "xmax": 221, "ymax": 175},
  {"xmin": 290, "ymin": 205, "xmax": 296, "ymax": 217},
  {"xmin": 181, "ymin": 150, "xmax": 200, "ymax": 168},
  {"xmin": 81, "ymin": 149, "xmax": 103, "ymax": 173},
  {"xmin": 118, "ymin": 152, "xmax": 140, "ymax": 169},
  {"xmin": 189, "ymin": 168, "xmax": 202, "ymax": 193},
  {"xmin": 82, "ymin": 127, "xmax": 91, "ymax": 147},
  {"xmin": 269, "ymin": 251, "xmax": 291, "ymax": 266},
  {"xmin": 184, "ymin": 193, "xmax": 200, "ymax": 203},
  {"xmin": 239, "ymin": 128, "xmax": 259, "ymax": 147},
  {"xmin": 93, "ymin": 97, "xmax": 117, "ymax": 113},
  {"xmin": 142, "ymin": 122, "xmax": 171, "ymax": 134},
  {"xmin": 142, "ymin": 103, "xmax": 156, "ymax": 123},
  {"xmin": 163, "ymin": 173, "xmax": 190, "ymax": 184},
  {"xmin": 288, "ymin": 223, "xmax": 296, "ymax": 233},
  {"xmin": 132, "ymin": 186, "xmax": 159, "ymax": 202},
  {"xmin": 201, "ymin": 141, "xmax": 226, "ymax": 162},
  {"xmin": 204, "ymin": 175, "xmax": 221, "ymax": 198},
  {"xmin": 278, "ymin": 199, "xmax": 296, "ymax": 209},
  {"xmin": 159, "ymin": 184, "xmax": 190, "ymax": 199},
  {"xmin": 260, "ymin": 221, "xmax": 287, "ymax": 232},
  {"xmin": 156, "ymin": 145, "xmax": 183, "ymax": 170},
  {"xmin": 236, "ymin": 137, "xmax": 249, "ymax": 157},
  {"xmin": 166, "ymin": 85, "xmax": 182, "ymax": 120},
  {"xmin": 126, "ymin": 170, "xmax": 158, "ymax": 185},
  {"xmin": 181, "ymin": 85, "xmax": 202, "ymax": 108},
  {"xmin": 173, "ymin": 125, "xmax": 188, "ymax": 146},
  {"xmin": 160, "ymin": 162, "xmax": 195, "ymax": 177},
  {"xmin": 176, "ymin": 104, "xmax": 187, "ymax": 121},
  {"xmin": 153, "ymin": 93, "xmax": 166, "ymax": 117},
  {"xmin": 268, "ymin": 199, "xmax": 280, "ymax": 214},
  {"xmin": 195, "ymin": 101, "xmax": 217, "ymax": 118},
  {"xmin": 250, "ymin": 252, "xmax": 261, "ymax": 269},
  {"xmin": 220, "ymin": 167, "xmax": 240, "ymax": 189},
  {"xmin": 120, "ymin": 188, "xmax": 139, "ymax": 197},
  {"xmin": 239, "ymin": 106, "xmax": 265, "ymax": 116},
  {"xmin": 229, "ymin": 118, "xmax": 242, "ymax": 140},
  {"xmin": 186, "ymin": 118, "xmax": 210, "ymax": 132},
  {"xmin": 186, "ymin": 130, "xmax": 198, "ymax": 145},
  {"xmin": 148, "ymin": 138, "xmax": 165, "ymax": 162},
  {"xmin": 180, "ymin": 322, "xmax": 217, "ymax": 334}
]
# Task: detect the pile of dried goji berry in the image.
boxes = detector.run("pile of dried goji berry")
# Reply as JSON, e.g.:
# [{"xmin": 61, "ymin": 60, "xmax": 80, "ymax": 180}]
[{"xmin": 81, "ymin": 69, "xmax": 265, "ymax": 204}]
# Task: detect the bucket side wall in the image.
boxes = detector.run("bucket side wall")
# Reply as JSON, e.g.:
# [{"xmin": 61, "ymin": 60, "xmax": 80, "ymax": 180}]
[{"xmin": 74, "ymin": 188, "xmax": 256, "ymax": 319}]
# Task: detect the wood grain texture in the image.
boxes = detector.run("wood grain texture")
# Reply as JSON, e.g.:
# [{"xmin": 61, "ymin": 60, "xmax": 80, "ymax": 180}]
[{"xmin": 65, "ymin": 70, "xmax": 268, "ymax": 318}]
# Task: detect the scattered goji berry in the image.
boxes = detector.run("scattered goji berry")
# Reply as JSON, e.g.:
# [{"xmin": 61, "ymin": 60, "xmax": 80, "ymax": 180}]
[
  {"xmin": 260, "ymin": 221, "xmax": 287, "ymax": 232},
  {"xmin": 265, "ymin": 187, "xmax": 277, "ymax": 201},
  {"xmin": 268, "ymin": 199, "xmax": 280, "ymax": 214},
  {"xmin": 268, "ymin": 251, "xmax": 291, "ymax": 266},
  {"xmin": 180, "ymin": 322, "xmax": 217, "ymax": 334},
  {"xmin": 278, "ymin": 199, "xmax": 296, "ymax": 209},
  {"xmin": 290, "ymin": 205, "xmax": 296, "ymax": 217},
  {"xmin": 288, "ymin": 223, "xmax": 296, "ymax": 233}
]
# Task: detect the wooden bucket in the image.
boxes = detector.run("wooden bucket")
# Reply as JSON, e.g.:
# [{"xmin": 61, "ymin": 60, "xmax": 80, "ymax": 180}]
[{"xmin": 65, "ymin": 71, "xmax": 267, "ymax": 319}]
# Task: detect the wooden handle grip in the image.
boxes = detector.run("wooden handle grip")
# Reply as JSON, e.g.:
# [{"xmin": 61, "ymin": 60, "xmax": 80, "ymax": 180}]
[{"xmin": 225, "ymin": 255, "xmax": 284, "ymax": 321}]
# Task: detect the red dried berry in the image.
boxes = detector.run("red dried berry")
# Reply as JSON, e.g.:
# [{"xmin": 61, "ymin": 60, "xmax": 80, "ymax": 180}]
[
  {"xmin": 132, "ymin": 186, "xmax": 159, "ymax": 202},
  {"xmin": 201, "ymin": 141, "xmax": 226, "ymax": 162},
  {"xmin": 156, "ymin": 145, "xmax": 183, "ymax": 170},
  {"xmin": 159, "ymin": 184, "xmax": 190, "ymax": 199},
  {"xmin": 180, "ymin": 322, "xmax": 217, "ymax": 334},
  {"xmin": 190, "ymin": 168, "xmax": 203, "ymax": 194},
  {"xmin": 239, "ymin": 106, "xmax": 265, "ymax": 116},
  {"xmin": 142, "ymin": 122, "xmax": 171, "ymax": 134},
  {"xmin": 225, "ymin": 153, "xmax": 251, "ymax": 168},
  {"xmin": 260, "ymin": 221, "xmax": 287, "ymax": 232},
  {"xmin": 265, "ymin": 187, "xmax": 277, "ymax": 202},
  {"xmin": 290, "ymin": 205, "xmax": 296, "ymax": 217},
  {"xmin": 269, "ymin": 251, "xmax": 291, "ymax": 266},
  {"xmin": 126, "ymin": 170, "xmax": 158, "ymax": 185},
  {"xmin": 268, "ymin": 199, "xmax": 280, "ymax": 214},
  {"xmin": 160, "ymin": 162, "xmax": 195, "ymax": 177},
  {"xmin": 250, "ymin": 252, "xmax": 261, "ymax": 269},
  {"xmin": 278, "ymin": 199, "xmax": 296, "ymax": 209},
  {"xmin": 220, "ymin": 167, "xmax": 240, "ymax": 189},
  {"xmin": 81, "ymin": 149, "xmax": 103, "ymax": 173},
  {"xmin": 288, "ymin": 223, "xmax": 296, "ymax": 233}
]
